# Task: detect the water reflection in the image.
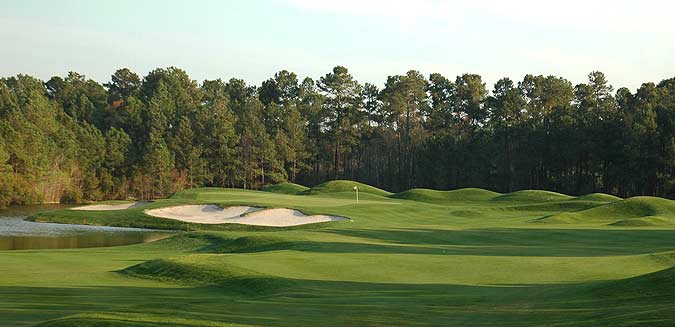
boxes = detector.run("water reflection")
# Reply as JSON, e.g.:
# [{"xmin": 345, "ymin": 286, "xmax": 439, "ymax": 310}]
[
  {"xmin": 0, "ymin": 205, "xmax": 174, "ymax": 250},
  {"xmin": 0, "ymin": 230, "xmax": 171, "ymax": 250}
]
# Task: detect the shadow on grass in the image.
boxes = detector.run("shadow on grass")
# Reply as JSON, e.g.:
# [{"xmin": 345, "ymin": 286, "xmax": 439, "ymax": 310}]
[
  {"xmin": 322, "ymin": 228, "xmax": 675, "ymax": 256},
  {"xmin": 140, "ymin": 228, "xmax": 675, "ymax": 257},
  {"xmin": 3, "ymin": 271, "xmax": 675, "ymax": 327}
]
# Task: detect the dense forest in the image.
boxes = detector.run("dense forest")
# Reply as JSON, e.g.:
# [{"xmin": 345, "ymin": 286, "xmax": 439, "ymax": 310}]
[{"xmin": 1, "ymin": 66, "xmax": 675, "ymax": 206}]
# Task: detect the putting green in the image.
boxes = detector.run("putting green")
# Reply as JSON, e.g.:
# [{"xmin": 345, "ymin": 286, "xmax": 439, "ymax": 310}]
[{"xmin": 4, "ymin": 184, "xmax": 675, "ymax": 326}]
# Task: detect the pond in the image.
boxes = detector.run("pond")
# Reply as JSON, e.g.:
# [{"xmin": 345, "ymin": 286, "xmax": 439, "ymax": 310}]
[{"xmin": 0, "ymin": 204, "xmax": 174, "ymax": 250}]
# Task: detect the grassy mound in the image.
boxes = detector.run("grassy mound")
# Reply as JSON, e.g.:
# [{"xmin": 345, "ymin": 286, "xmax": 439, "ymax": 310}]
[
  {"xmin": 492, "ymin": 190, "xmax": 574, "ymax": 203},
  {"xmin": 137, "ymin": 232, "xmax": 297, "ymax": 253},
  {"xmin": 198, "ymin": 235, "xmax": 296, "ymax": 253},
  {"xmin": 574, "ymin": 193, "xmax": 622, "ymax": 202},
  {"xmin": 593, "ymin": 266, "xmax": 675, "ymax": 298},
  {"xmin": 539, "ymin": 196, "xmax": 675, "ymax": 225},
  {"xmin": 390, "ymin": 188, "xmax": 500, "ymax": 204},
  {"xmin": 610, "ymin": 216, "xmax": 672, "ymax": 227},
  {"xmin": 120, "ymin": 255, "xmax": 293, "ymax": 294},
  {"xmin": 120, "ymin": 257, "xmax": 237, "ymax": 286},
  {"xmin": 508, "ymin": 200, "xmax": 603, "ymax": 213},
  {"xmin": 304, "ymin": 180, "xmax": 392, "ymax": 196},
  {"xmin": 261, "ymin": 182, "xmax": 309, "ymax": 195},
  {"xmin": 135, "ymin": 233, "xmax": 227, "ymax": 252}
]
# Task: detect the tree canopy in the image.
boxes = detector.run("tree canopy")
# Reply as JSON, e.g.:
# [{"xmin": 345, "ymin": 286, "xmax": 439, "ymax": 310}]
[{"xmin": 1, "ymin": 67, "xmax": 675, "ymax": 206}]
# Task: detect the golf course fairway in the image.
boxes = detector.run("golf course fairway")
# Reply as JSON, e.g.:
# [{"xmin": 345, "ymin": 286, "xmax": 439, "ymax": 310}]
[{"xmin": 4, "ymin": 181, "xmax": 675, "ymax": 326}]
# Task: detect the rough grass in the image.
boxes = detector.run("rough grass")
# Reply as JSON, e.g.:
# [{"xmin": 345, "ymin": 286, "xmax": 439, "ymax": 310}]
[
  {"xmin": 6, "ymin": 182, "xmax": 675, "ymax": 326},
  {"xmin": 390, "ymin": 188, "xmax": 501, "ymax": 204},
  {"xmin": 261, "ymin": 182, "xmax": 309, "ymax": 195}
]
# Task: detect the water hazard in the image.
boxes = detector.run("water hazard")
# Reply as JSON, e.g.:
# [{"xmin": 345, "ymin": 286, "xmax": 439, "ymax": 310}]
[{"xmin": 0, "ymin": 204, "xmax": 174, "ymax": 250}]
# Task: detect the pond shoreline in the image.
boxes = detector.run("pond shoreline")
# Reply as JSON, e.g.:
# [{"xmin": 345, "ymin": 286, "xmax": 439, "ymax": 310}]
[{"xmin": 0, "ymin": 205, "xmax": 177, "ymax": 250}]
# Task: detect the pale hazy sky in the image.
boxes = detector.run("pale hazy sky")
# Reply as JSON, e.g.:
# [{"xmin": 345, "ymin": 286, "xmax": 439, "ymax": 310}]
[{"xmin": 1, "ymin": 0, "xmax": 674, "ymax": 90}]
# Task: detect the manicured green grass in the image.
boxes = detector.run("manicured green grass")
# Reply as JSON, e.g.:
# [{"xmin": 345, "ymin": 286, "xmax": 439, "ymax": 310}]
[
  {"xmin": 539, "ymin": 196, "xmax": 675, "ymax": 226},
  {"xmin": 491, "ymin": 189, "xmax": 574, "ymax": 202},
  {"xmin": 303, "ymin": 179, "xmax": 392, "ymax": 196},
  {"xmin": 573, "ymin": 193, "xmax": 623, "ymax": 202},
  {"xmin": 5, "ymin": 182, "xmax": 675, "ymax": 326}
]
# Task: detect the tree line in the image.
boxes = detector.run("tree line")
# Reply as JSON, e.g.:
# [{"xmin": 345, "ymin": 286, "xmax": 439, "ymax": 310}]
[{"xmin": 1, "ymin": 66, "xmax": 674, "ymax": 206}]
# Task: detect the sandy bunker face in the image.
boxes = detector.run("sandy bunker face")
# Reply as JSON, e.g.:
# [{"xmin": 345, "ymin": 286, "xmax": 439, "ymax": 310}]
[
  {"xmin": 144, "ymin": 205, "xmax": 346, "ymax": 227},
  {"xmin": 71, "ymin": 201, "xmax": 152, "ymax": 211}
]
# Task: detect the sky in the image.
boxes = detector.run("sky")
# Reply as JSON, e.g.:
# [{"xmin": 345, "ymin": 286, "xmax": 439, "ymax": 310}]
[{"xmin": 1, "ymin": 0, "xmax": 674, "ymax": 91}]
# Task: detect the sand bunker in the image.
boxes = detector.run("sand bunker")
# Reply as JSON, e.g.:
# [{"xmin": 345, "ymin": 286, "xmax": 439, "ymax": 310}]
[
  {"xmin": 238, "ymin": 208, "xmax": 347, "ymax": 226},
  {"xmin": 144, "ymin": 205, "xmax": 346, "ymax": 227},
  {"xmin": 72, "ymin": 201, "xmax": 152, "ymax": 211},
  {"xmin": 144, "ymin": 205, "xmax": 260, "ymax": 224}
]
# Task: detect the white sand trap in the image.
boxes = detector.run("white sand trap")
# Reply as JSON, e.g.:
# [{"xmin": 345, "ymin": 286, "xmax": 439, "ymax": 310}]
[
  {"xmin": 71, "ymin": 201, "xmax": 152, "ymax": 211},
  {"xmin": 144, "ymin": 205, "xmax": 346, "ymax": 227},
  {"xmin": 232, "ymin": 208, "xmax": 347, "ymax": 227},
  {"xmin": 145, "ymin": 205, "xmax": 260, "ymax": 224}
]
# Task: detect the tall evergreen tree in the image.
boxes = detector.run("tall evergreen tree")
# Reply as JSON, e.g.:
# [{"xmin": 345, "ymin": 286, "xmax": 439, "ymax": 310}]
[{"xmin": 317, "ymin": 66, "xmax": 363, "ymax": 179}]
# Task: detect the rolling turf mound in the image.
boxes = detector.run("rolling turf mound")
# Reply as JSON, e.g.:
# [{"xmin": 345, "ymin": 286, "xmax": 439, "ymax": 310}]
[
  {"xmin": 121, "ymin": 257, "xmax": 236, "ymax": 286},
  {"xmin": 120, "ymin": 256, "xmax": 293, "ymax": 294},
  {"xmin": 197, "ymin": 235, "xmax": 296, "ymax": 253},
  {"xmin": 506, "ymin": 200, "xmax": 604, "ymax": 213},
  {"xmin": 592, "ymin": 265, "xmax": 675, "ymax": 298},
  {"xmin": 578, "ymin": 265, "xmax": 675, "ymax": 325},
  {"xmin": 304, "ymin": 180, "xmax": 392, "ymax": 196},
  {"xmin": 538, "ymin": 196, "xmax": 675, "ymax": 226},
  {"xmin": 261, "ymin": 182, "xmax": 309, "ymax": 195},
  {"xmin": 573, "ymin": 193, "xmax": 623, "ymax": 202},
  {"xmin": 139, "ymin": 233, "xmax": 297, "ymax": 254},
  {"xmin": 390, "ymin": 188, "xmax": 501, "ymax": 204},
  {"xmin": 503, "ymin": 193, "xmax": 620, "ymax": 213},
  {"xmin": 492, "ymin": 190, "xmax": 574, "ymax": 203},
  {"xmin": 610, "ymin": 216, "xmax": 672, "ymax": 227}
]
